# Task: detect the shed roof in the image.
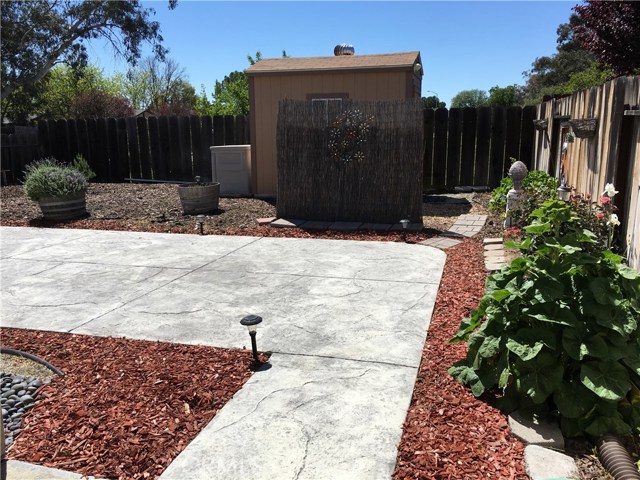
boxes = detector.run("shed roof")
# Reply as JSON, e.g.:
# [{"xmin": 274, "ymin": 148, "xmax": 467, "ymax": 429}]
[{"xmin": 245, "ymin": 51, "xmax": 420, "ymax": 75}]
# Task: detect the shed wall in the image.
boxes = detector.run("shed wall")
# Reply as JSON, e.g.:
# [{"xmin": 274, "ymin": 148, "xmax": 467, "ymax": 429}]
[{"xmin": 250, "ymin": 70, "xmax": 412, "ymax": 194}]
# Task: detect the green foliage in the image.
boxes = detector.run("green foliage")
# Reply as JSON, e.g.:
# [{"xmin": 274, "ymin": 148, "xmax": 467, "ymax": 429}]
[
  {"xmin": 487, "ymin": 85, "xmax": 524, "ymax": 107},
  {"xmin": 122, "ymin": 57, "xmax": 196, "ymax": 114},
  {"xmin": 1, "ymin": 1, "xmax": 175, "ymax": 101},
  {"xmin": 23, "ymin": 158, "xmax": 88, "ymax": 201},
  {"xmin": 449, "ymin": 200, "xmax": 640, "ymax": 437},
  {"xmin": 71, "ymin": 154, "xmax": 96, "ymax": 182},
  {"xmin": 450, "ymin": 89, "xmax": 488, "ymax": 108},
  {"xmin": 422, "ymin": 95, "xmax": 446, "ymax": 109},
  {"xmin": 488, "ymin": 169, "xmax": 558, "ymax": 215}
]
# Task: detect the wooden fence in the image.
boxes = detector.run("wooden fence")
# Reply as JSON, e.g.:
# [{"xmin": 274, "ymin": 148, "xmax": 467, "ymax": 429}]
[
  {"xmin": 277, "ymin": 99, "xmax": 424, "ymax": 223},
  {"xmin": 532, "ymin": 75, "xmax": 640, "ymax": 269},
  {"xmin": 423, "ymin": 105, "xmax": 537, "ymax": 190},
  {"xmin": 1, "ymin": 115, "xmax": 250, "ymax": 183}
]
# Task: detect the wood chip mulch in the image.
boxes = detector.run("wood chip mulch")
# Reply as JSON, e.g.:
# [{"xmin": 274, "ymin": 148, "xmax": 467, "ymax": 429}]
[
  {"xmin": 0, "ymin": 329, "xmax": 261, "ymax": 479},
  {"xmin": 393, "ymin": 240, "xmax": 527, "ymax": 479}
]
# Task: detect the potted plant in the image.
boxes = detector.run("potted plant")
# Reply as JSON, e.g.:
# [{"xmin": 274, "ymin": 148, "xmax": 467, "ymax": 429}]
[
  {"xmin": 23, "ymin": 158, "xmax": 88, "ymax": 220},
  {"xmin": 177, "ymin": 176, "xmax": 220, "ymax": 215}
]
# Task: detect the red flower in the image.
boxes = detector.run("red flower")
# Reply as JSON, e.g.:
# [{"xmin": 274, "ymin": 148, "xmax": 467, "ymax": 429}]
[
  {"xmin": 597, "ymin": 212, "xmax": 604, "ymax": 219},
  {"xmin": 600, "ymin": 196, "xmax": 610, "ymax": 204},
  {"xmin": 585, "ymin": 193, "xmax": 591, "ymax": 199}
]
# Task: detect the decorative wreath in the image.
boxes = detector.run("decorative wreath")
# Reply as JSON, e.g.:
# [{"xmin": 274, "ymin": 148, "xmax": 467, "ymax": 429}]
[{"xmin": 327, "ymin": 109, "xmax": 374, "ymax": 165}]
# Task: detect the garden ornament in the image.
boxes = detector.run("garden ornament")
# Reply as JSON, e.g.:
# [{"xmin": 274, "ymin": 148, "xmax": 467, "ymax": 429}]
[{"xmin": 504, "ymin": 160, "xmax": 527, "ymax": 227}]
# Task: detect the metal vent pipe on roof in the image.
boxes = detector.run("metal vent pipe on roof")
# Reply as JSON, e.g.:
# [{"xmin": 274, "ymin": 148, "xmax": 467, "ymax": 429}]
[{"xmin": 334, "ymin": 44, "xmax": 355, "ymax": 56}]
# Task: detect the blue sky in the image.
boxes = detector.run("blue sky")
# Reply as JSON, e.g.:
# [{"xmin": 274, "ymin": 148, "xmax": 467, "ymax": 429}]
[{"xmin": 87, "ymin": 1, "xmax": 577, "ymax": 106}]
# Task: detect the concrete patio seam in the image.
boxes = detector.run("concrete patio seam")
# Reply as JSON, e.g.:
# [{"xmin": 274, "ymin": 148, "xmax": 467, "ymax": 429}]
[
  {"xmin": 262, "ymin": 350, "xmax": 421, "ymax": 370},
  {"xmin": 66, "ymin": 237, "xmax": 266, "ymax": 332}
]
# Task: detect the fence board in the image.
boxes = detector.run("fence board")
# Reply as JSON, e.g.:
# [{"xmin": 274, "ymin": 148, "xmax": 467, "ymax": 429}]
[
  {"xmin": 115, "ymin": 118, "xmax": 129, "ymax": 181},
  {"xmin": 126, "ymin": 118, "xmax": 141, "ymax": 179},
  {"xmin": 460, "ymin": 108, "xmax": 477, "ymax": 185},
  {"xmin": 137, "ymin": 117, "xmax": 152, "ymax": 179},
  {"xmin": 67, "ymin": 119, "xmax": 79, "ymax": 159},
  {"xmin": 488, "ymin": 107, "xmax": 507, "ymax": 186},
  {"xmin": 213, "ymin": 116, "xmax": 224, "ymax": 146},
  {"xmin": 423, "ymin": 108, "xmax": 435, "ymax": 189},
  {"xmin": 94, "ymin": 118, "xmax": 112, "ymax": 182},
  {"xmin": 223, "ymin": 115, "xmax": 235, "ymax": 145},
  {"xmin": 505, "ymin": 106, "xmax": 522, "ymax": 162},
  {"xmin": 148, "ymin": 116, "xmax": 161, "ymax": 180},
  {"xmin": 157, "ymin": 116, "xmax": 171, "ymax": 180},
  {"xmin": 432, "ymin": 108, "xmax": 448, "ymax": 188},
  {"xmin": 519, "ymin": 105, "xmax": 536, "ymax": 168},
  {"xmin": 190, "ymin": 116, "xmax": 203, "ymax": 178},
  {"xmin": 200, "ymin": 116, "xmax": 214, "ymax": 180},
  {"xmin": 76, "ymin": 119, "xmax": 90, "ymax": 166},
  {"xmin": 446, "ymin": 108, "xmax": 462, "ymax": 187},
  {"xmin": 178, "ymin": 116, "xmax": 192, "ymax": 180}
]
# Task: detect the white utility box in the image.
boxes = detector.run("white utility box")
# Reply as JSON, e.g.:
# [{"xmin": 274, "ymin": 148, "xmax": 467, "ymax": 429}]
[{"xmin": 210, "ymin": 145, "xmax": 251, "ymax": 194}]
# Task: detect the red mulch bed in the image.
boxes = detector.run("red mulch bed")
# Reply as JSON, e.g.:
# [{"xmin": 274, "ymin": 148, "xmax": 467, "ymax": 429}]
[
  {"xmin": 393, "ymin": 240, "xmax": 526, "ymax": 479},
  {"xmin": 1, "ymin": 329, "xmax": 263, "ymax": 479}
]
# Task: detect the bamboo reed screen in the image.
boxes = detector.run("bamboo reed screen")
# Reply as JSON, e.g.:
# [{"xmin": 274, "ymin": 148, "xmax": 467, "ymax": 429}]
[{"xmin": 276, "ymin": 99, "xmax": 423, "ymax": 223}]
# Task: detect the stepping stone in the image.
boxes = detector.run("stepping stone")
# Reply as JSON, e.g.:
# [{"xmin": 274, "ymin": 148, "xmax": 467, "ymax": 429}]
[
  {"xmin": 485, "ymin": 262, "xmax": 506, "ymax": 271},
  {"xmin": 524, "ymin": 445, "xmax": 577, "ymax": 480},
  {"xmin": 484, "ymin": 243, "xmax": 504, "ymax": 251},
  {"xmin": 359, "ymin": 223, "xmax": 392, "ymax": 232},
  {"xmin": 329, "ymin": 221, "xmax": 363, "ymax": 231},
  {"xmin": 270, "ymin": 218, "xmax": 306, "ymax": 228},
  {"xmin": 256, "ymin": 217, "xmax": 276, "ymax": 226},
  {"xmin": 509, "ymin": 412, "xmax": 565, "ymax": 449},
  {"xmin": 483, "ymin": 237, "xmax": 503, "ymax": 245},
  {"xmin": 302, "ymin": 220, "xmax": 332, "ymax": 231},
  {"xmin": 420, "ymin": 237, "xmax": 462, "ymax": 249}
]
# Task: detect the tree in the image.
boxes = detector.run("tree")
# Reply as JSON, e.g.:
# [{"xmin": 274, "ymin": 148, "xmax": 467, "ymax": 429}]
[
  {"xmin": 522, "ymin": 13, "xmax": 606, "ymax": 103},
  {"xmin": 422, "ymin": 95, "xmax": 445, "ymax": 109},
  {"xmin": 198, "ymin": 50, "xmax": 289, "ymax": 116},
  {"xmin": 573, "ymin": 1, "xmax": 640, "ymax": 75},
  {"xmin": 450, "ymin": 89, "xmax": 488, "ymax": 108},
  {"xmin": 487, "ymin": 85, "xmax": 524, "ymax": 107},
  {"xmin": 71, "ymin": 89, "xmax": 134, "ymax": 118},
  {"xmin": 122, "ymin": 57, "xmax": 196, "ymax": 113},
  {"xmin": 1, "ymin": 1, "xmax": 176, "ymax": 100},
  {"xmin": 39, "ymin": 65, "xmax": 124, "ymax": 119},
  {"xmin": 1, "ymin": 64, "xmax": 126, "ymax": 122}
]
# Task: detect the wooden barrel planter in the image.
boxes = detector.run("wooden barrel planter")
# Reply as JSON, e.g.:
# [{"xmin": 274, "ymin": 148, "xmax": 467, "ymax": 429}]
[
  {"xmin": 177, "ymin": 182, "xmax": 220, "ymax": 215},
  {"xmin": 38, "ymin": 193, "xmax": 87, "ymax": 220}
]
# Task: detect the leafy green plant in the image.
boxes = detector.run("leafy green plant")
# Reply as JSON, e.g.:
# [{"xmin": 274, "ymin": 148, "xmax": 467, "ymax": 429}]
[
  {"xmin": 23, "ymin": 158, "xmax": 88, "ymax": 201},
  {"xmin": 449, "ymin": 199, "xmax": 640, "ymax": 438},
  {"xmin": 71, "ymin": 153, "xmax": 96, "ymax": 181}
]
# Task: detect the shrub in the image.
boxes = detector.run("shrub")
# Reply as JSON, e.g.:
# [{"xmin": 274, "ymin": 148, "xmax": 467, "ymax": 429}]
[
  {"xmin": 71, "ymin": 153, "xmax": 96, "ymax": 181},
  {"xmin": 23, "ymin": 158, "xmax": 88, "ymax": 201},
  {"xmin": 449, "ymin": 199, "xmax": 640, "ymax": 438}
]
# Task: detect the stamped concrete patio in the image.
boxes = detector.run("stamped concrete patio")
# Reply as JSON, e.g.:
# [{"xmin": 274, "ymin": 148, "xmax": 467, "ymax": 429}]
[{"xmin": 0, "ymin": 226, "xmax": 445, "ymax": 479}]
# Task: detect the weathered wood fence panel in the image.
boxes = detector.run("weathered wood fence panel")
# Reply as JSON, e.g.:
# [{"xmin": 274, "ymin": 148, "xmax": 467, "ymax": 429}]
[
  {"xmin": 422, "ymin": 105, "xmax": 537, "ymax": 190},
  {"xmin": 277, "ymin": 99, "xmax": 424, "ymax": 223},
  {"xmin": 0, "ymin": 114, "xmax": 249, "ymax": 183},
  {"xmin": 532, "ymin": 75, "xmax": 640, "ymax": 269}
]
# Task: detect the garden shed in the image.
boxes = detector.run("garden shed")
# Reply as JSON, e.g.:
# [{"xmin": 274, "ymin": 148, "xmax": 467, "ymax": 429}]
[{"xmin": 246, "ymin": 49, "xmax": 423, "ymax": 195}]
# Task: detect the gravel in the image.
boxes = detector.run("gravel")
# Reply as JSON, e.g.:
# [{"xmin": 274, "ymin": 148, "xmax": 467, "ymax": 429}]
[{"xmin": 1, "ymin": 372, "xmax": 48, "ymax": 448}]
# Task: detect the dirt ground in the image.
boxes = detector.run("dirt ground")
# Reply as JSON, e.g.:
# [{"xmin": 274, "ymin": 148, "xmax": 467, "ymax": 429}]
[{"xmin": 0, "ymin": 183, "xmax": 503, "ymax": 236}]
